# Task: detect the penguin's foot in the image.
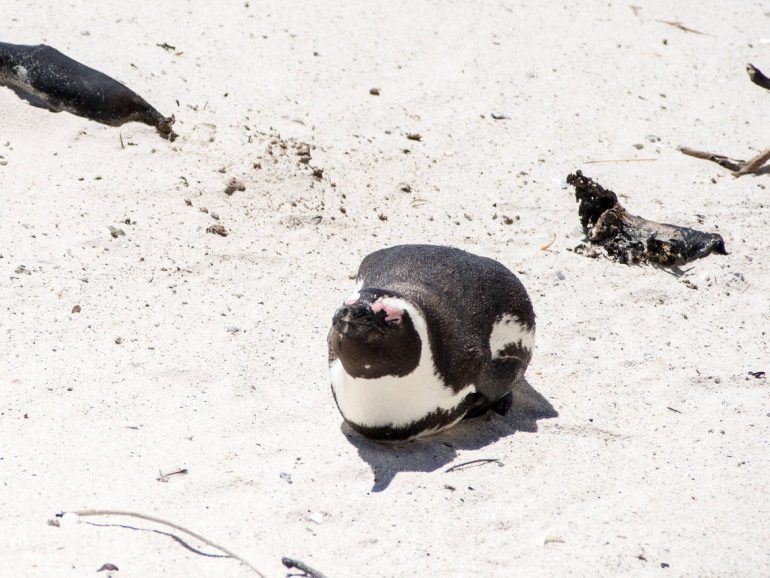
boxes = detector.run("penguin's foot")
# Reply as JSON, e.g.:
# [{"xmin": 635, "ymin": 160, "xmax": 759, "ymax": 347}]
[
  {"xmin": 463, "ymin": 391, "xmax": 513, "ymax": 420},
  {"xmin": 462, "ymin": 393, "xmax": 487, "ymax": 419},
  {"xmin": 491, "ymin": 391, "xmax": 513, "ymax": 416}
]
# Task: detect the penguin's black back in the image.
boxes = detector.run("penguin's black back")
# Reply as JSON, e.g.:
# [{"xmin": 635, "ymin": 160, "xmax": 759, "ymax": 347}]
[
  {"xmin": 357, "ymin": 245, "xmax": 535, "ymax": 400},
  {"xmin": 0, "ymin": 43, "xmax": 166, "ymax": 128}
]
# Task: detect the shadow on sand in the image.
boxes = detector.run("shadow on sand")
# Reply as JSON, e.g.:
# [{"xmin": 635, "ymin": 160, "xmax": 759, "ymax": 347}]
[{"xmin": 342, "ymin": 378, "xmax": 558, "ymax": 492}]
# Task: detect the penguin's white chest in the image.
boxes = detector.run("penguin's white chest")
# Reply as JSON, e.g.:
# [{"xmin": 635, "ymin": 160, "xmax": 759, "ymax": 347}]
[{"xmin": 330, "ymin": 358, "xmax": 475, "ymax": 430}]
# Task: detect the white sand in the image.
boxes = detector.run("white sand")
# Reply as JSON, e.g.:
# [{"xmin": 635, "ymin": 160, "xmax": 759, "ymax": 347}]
[{"xmin": 1, "ymin": 1, "xmax": 769, "ymax": 576}]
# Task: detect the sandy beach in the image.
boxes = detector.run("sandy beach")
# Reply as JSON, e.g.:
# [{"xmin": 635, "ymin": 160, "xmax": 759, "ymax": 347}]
[{"xmin": 1, "ymin": 1, "xmax": 769, "ymax": 576}]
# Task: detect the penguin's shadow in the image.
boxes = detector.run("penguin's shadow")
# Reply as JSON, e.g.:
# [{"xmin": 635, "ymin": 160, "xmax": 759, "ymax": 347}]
[{"xmin": 342, "ymin": 378, "xmax": 557, "ymax": 492}]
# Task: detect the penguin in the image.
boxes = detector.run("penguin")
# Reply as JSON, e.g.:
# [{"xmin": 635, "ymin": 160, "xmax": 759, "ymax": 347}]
[
  {"xmin": 328, "ymin": 244, "xmax": 536, "ymax": 442},
  {"xmin": 0, "ymin": 42, "xmax": 174, "ymax": 136}
]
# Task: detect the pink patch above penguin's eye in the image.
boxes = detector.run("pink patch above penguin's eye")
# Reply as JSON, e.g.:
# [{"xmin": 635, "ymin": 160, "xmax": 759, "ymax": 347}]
[
  {"xmin": 372, "ymin": 298, "xmax": 402, "ymax": 324},
  {"xmin": 344, "ymin": 293, "xmax": 360, "ymax": 305}
]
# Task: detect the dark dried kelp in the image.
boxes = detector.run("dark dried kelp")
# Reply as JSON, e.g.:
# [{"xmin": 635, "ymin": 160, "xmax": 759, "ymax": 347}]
[{"xmin": 567, "ymin": 171, "xmax": 727, "ymax": 266}]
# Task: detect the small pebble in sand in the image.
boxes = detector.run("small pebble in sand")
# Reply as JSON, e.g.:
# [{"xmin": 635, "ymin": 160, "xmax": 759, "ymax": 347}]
[
  {"xmin": 544, "ymin": 535, "xmax": 565, "ymax": 544},
  {"xmin": 225, "ymin": 178, "xmax": 246, "ymax": 195},
  {"xmin": 114, "ymin": 337, "xmax": 123, "ymax": 345},
  {"xmin": 108, "ymin": 226, "xmax": 125, "ymax": 238},
  {"xmin": 71, "ymin": 305, "xmax": 81, "ymax": 313},
  {"xmin": 15, "ymin": 265, "xmax": 31, "ymax": 275},
  {"xmin": 369, "ymin": 87, "xmax": 380, "ymax": 95},
  {"xmin": 280, "ymin": 472, "xmax": 293, "ymax": 484},
  {"xmin": 207, "ymin": 224, "xmax": 229, "ymax": 237},
  {"xmin": 210, "ymin": 211, "xmax": 220, "ymax": 220},
  {"xmin": 227, "ymin": 325, "xmax": 240, "ymax": 334},
  {"xmin": 406, "ymin": 133, "xmax": 422, "ymax": 141},
  {"xmin": 295, "ymin": 143, "xmax": 311, "ymax": 157},
  {"xmin": 308, "ymin": 512, "xmax": 325, "ymax": 525}
]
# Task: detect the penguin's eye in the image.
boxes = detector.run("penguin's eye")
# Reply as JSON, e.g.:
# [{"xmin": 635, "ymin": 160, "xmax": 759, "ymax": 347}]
[
  {"xmin": 372, "ymin": 298, "xmax": 403, "ymax": 324},
  {"xmin": 384, "ymin": 313, "xmax": 402, "ymax": 325}
]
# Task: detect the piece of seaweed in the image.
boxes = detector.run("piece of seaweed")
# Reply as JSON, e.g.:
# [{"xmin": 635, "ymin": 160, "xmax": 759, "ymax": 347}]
[{"xmin": 567, "ymin": 171, "xmax": 727, "ymax": 266}]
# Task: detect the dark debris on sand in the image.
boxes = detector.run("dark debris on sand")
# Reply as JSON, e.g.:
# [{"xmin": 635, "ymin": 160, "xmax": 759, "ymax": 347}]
[{"xmin": 567, "ymin": 171, "xmax": 727, "ymax": 266}]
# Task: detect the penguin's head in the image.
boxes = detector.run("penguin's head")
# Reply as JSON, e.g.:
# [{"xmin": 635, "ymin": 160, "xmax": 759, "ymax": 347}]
[{"xmin": 331, "ymin": 291, "xmax": 422, "ymax": 378}]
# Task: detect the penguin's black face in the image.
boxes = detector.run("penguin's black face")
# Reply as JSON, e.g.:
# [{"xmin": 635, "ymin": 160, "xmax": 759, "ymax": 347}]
[
  {"xmin": 332, "ymin": 299, "xmax": 410, "ymax": 346},
  {"xmin": 331, "ymin": 297, "xmax": 421, "ymax": 378}
]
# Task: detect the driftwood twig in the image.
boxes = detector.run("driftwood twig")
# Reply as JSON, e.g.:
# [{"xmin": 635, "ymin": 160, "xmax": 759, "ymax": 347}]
[
  {"xmin": 679, "ymin": 145, "xmax": 770, "ymax": 177},
  {"xmin": 655, "ymin": 19, "xmax": 709, "ymax": 36},
  {"xmin": 678, "ymin": 147, "xmax": 744, "ymax": 172},
  {"xmin": 734, "ymin": 147, "xmax": 770, "ymax": 177},
  {"xmin": 445, "ymin": 459, "xmax": 503, "ymax": 473},
  {"xmin": 82, "ymin": 520, "xmax": 228, "ymax": 558},
  {"xmin": 746, "ymin": 63, "xmax": 770, "ymax": 91},
  {"xmin": 583, "ymin": 158, "xmax": 657, "ymax": 164},
  {"xmin": 157, "ymin": 468, "xmax": 188, "ymax": 482},
  {"xmin": 48, "ymin": 510, "xmax": 267, "ymax": 577},
  {"xmin": 679, "ymin": 64, "xmax": 770, "ymax": 176},
  {"xmin": 282, "ymin": 557, "xmax": 329, "ymax": 578},
  {"xmin": 540, "ymin": 234, "xmax": 557, "ymax": 251}
]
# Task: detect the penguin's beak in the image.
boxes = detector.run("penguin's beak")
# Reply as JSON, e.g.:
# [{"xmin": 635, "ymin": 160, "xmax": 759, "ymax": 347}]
[{"xmin": 333, "ymin": 303, "xmax": 385, "ymax": 339}]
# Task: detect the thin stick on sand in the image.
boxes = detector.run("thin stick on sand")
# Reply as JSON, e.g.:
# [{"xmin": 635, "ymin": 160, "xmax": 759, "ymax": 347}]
[
  {"xmin": 680, "ymin": 64, "xmax": 770, "ymax": 176},
  {"xmin": 583, "ymin": 158, "xmax": 657, "ymax": 164},
  {"xmin": 48, "ymin": 510, "xmax": 268, "ymax": 578},
  {"xmin": 677, "ymin": 147, "xmax": 744, "ymax": 172},
  {"xmin": 445, "ymin": 459, "xmax": 503, "ymax": 472},
  {"xmin": 540, "ymin": 234, "xmax": 557, "ymax": 251},
  {"xmin": 733, "ymin": 147, "xmax": 770, "ymax": 176},
  {"xmin": 654, "ymin": 19, "xmax": 709, "ymax": 35},
  {"xmin": 282, "ymin": 556, "xmax": 330, "ymax": 578},
  {"xmin": 746, "ymin": 63, "xmax": 770, "ymax": 91}
]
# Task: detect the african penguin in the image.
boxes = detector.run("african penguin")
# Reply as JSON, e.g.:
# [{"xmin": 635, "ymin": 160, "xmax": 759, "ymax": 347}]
[
  {"xmin": 0, "ymin": 42, "xmax": 174, "ymax": 136},
  {"xmin": 328, "ymin": 244, "xmax": 535, "ymax": 442}
]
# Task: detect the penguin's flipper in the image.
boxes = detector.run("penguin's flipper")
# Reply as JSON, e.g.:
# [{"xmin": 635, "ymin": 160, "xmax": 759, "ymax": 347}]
[
  {"xmin": 6, "ymin": 85, "xmax": 58, "ymax": 111},
  {"xmin": 489, "ymin": 355, "xmax": 525, "ymax": 383}
]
